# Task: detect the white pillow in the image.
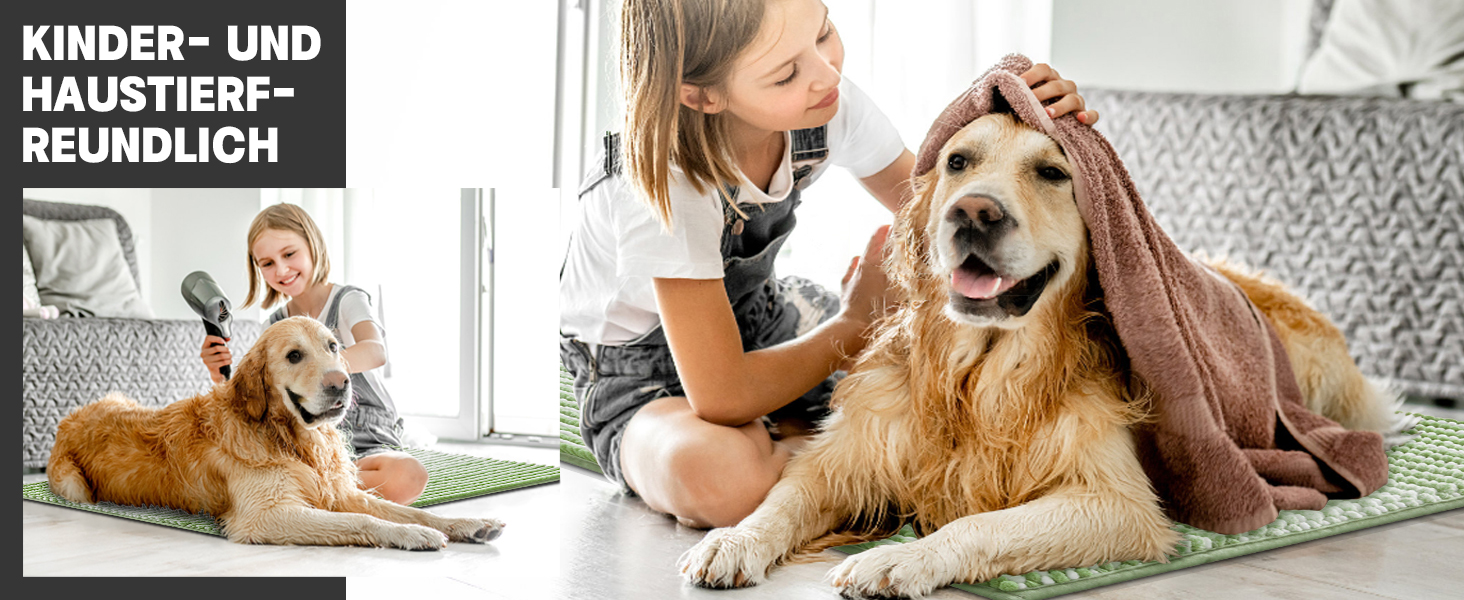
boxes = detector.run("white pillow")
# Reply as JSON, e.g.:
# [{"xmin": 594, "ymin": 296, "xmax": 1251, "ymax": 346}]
[
  {"xmin": 23, "ymin": 243, "xmax": 40, "ymax": 309},
  {"xmin": 1298, "ymin": 0, "xmax": 1464, "ymax": 101},
  {"xmin": 22, "ymin": 216, "xmax": 152, "ymax": 318}
]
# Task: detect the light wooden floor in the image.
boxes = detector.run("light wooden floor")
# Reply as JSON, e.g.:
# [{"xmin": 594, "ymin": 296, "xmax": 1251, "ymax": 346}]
[
  {"xmin": 23, "ymin": 442, "xmax": 559, "ymax": 596},
  {"xmin": 558, "ymin": 402, "xmax": 1464, "ymax": 600}
]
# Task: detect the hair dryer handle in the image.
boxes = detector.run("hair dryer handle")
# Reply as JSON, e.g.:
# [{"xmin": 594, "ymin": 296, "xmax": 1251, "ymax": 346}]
[{"xmin": 204, "ymin": 321, "xmax": 232, "ymax": 381}]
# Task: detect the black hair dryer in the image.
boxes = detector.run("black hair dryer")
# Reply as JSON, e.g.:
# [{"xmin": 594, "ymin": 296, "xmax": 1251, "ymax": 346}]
[{"xmin": 182, "ymin": 271, "xmax": 234, "ymax": 380}]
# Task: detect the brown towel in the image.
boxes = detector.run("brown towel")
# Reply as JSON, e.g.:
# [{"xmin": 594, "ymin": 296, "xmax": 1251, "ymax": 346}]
[{"xmin": 913, "ymin": 55, "xmax": 1389, "ymax": 534}]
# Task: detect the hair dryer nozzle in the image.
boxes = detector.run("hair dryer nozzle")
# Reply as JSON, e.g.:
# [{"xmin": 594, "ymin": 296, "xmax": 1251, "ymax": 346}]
[
  {"xmin": 182, "ymin": 271, "xmax": 234, "ymax": 340},
  {"xmin": 182, "ymin": 271, "xmax": 234, "ymax": 379}
]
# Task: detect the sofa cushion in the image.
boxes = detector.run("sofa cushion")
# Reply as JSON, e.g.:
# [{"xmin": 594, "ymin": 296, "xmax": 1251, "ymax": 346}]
[
  {"xmin": 1298, "ymin": 0, "xmax": 1464, "ymax": 101},
  {"xmin": 22, "ymin": 216, "xmax": 152, "ymax": 318}
]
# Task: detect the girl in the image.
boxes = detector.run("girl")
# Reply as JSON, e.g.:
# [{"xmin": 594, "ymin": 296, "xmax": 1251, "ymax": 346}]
[
  {"xmin": 200, "ymin": 203, "xmax": 430, "ymax": 506},
  {"xmin": 561, "ymin": 0, "xmax": 1098, "ymax": 528}
]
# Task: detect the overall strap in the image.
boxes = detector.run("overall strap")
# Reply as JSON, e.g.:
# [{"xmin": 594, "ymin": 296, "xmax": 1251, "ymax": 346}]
[
  {"xmin": 602, "ymin": 131, "xmax": 623, "ymax": 176},
  {"xmin": 578, "ymin": 132, "xmax": 623, "ymax": 196},
  {"xmin": 789, "ymin": 125, "xmax": 829, "ymax": 189}
]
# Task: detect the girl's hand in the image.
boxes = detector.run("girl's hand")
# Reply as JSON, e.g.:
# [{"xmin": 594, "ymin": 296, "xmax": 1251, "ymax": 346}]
[
  {"xmin": 1020, "ymin": 63, "xmax": 1099, "ymax": 125},
  {"xmin": 840, "ymin": 225, "xmax": 896, "ymax": 328},
  {"xmin": 200, "ymin": 335, "xmax": 232, "ymax": 385}
]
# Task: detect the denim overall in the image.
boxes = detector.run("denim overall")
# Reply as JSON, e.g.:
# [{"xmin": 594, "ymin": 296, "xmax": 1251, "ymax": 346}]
[
  {"xmin": 269, "ymin": 284, "xmax": 404, "ymax": 458},
  {"xmin": 560, "ymin": 128, "xmax": 842, "ymax": 489}
]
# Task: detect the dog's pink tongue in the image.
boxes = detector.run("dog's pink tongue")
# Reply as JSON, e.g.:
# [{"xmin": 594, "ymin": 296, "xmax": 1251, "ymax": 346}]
[{"xmin": 952, "ymin": 270, "xmax": 1017, "ymax": 299}]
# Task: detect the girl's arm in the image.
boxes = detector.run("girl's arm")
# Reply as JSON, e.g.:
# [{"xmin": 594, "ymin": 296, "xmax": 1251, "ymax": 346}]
[
  {"xmin": 343, "ymin": 321, "xmax": 388, "ymax": 373},
  {"xmin": 655, "ymin": 227, "xmax": 891, "ymax": 427},
  {"xmin": 859, "ymin": 149, "xmax": 916, "ymax": 213},
  {"xmin": 335, "ymin": 289, "xmax": 387, "ymax": 373}
]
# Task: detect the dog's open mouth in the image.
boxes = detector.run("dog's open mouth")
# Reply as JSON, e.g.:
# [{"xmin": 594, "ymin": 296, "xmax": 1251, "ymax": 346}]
[
  {"xmin": 949, "ymin": 254, "xmax": 1060, "ymax": 318},
  {"xmin": 288, "ymin": 389, "xmax": 348, "ymax": 425}
]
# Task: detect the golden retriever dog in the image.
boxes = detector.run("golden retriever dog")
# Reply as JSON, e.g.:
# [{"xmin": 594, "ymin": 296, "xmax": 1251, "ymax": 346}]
[
  {"xmin": 679, "ymin": 113, "xmax": 1399, "ymax": 597},
  {"xmin": 47, "ymin": 316, "xmax": 504, "ymax": 550}
]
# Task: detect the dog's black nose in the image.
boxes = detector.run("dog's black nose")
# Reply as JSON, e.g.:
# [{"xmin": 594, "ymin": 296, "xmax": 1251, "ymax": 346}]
[
  {"xmin": 323, "ymin": 371, "xmax": 349, "ymax": 394},
  {"xmin": 948, "ymin": 195, "xmax": 1014, "ymax": 256},
  {"xmin": 947, "ymin": 195, "xmax": 1008, "ymax": 232}
]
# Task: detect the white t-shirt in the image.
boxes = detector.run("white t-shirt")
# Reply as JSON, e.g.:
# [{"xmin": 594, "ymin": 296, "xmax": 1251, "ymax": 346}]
[{"xmin": 561, "ymin": 78, "xmax": 905, "ymax": 345}]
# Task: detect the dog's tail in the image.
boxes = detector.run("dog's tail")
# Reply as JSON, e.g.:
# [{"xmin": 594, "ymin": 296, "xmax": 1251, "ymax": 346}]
[
  {"xmin": 783, "ymin": 529, "xmax": 898, "ymax": 564},
  {"xmin": 46, "ymin": 452, "xmax": 95, "ymax": 504},
  {"xmin": 1361, "ymin": 378, "xmax": 1422, "ymax": 448}
]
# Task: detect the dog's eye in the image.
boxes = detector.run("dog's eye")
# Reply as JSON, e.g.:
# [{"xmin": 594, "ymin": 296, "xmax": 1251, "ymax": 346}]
[
  {"xmin": 287, "ymin": 350, "xmax": 303, "ymax": 364},
  {"xmin": 947, "ymin": 153, "xmax": 968, "ymax": 171},
  {"xmin": 1037, "ymin": 166, "xmax": 1069, "ymax": 181},
  {"xmin": 329, "ymin": 342, "xmax": 338, "ymax": 353}
]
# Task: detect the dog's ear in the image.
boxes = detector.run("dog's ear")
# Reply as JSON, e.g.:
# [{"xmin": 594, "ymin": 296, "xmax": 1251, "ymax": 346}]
[
  {"xmin": 991, "ymin": 89, "xmax": 1014, "ymax": 116},
  {"xmin": 230, "ymin": 346, "xmax": 272, "ymax": 421},
  {"xmin": 887, "ymin": 171, "xmax": 937, "ymax": 289}
]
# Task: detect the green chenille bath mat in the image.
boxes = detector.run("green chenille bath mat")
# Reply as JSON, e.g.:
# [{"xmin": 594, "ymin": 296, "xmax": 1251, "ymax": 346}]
[
  {"xmin": 835, "ymin": 414, "xmax": 1464, "ymax": 600},
  {"xmin": 560, "ymin": 365, "xmax": 603, "ymax": 474},
  {"xmin": 22, "ymin": 447, "xmax": 560, "ymax": 537}
]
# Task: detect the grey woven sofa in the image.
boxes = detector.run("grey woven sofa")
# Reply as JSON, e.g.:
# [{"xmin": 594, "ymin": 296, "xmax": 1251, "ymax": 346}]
[
  {"xmin": 1084, "ymin": 89, "xmax": 1463, "ymax": 401},
  {"xmin": 21, "ymin": 199, "xmax": 262, "ymax": 470}
]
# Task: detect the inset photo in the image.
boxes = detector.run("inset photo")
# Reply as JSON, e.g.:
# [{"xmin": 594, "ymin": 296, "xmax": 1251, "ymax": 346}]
[
  {"xmin": 22, "ymin": 189, "xmax": 561, "ymax": 585},
  {"xmin": 553, "ymin": 1, "xmax": 1463, "ymax": 599}
]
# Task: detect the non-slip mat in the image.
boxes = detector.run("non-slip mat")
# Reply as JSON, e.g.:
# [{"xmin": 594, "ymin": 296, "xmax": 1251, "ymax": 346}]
[
  {"xmin": 836, "ymin": 414, "xmax": 1464, "ymax": 599},
  {"xmin": 23, "ymin": 447, "xmax": 560, "ymax": 537},
  {"xmin": 560, "ymin": 365, "xmax": 603, "ymax": 474}
]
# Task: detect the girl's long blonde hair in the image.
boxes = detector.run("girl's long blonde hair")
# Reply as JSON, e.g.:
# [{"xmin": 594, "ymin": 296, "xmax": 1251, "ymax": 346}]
[
  {"xmin": 243, "ymin": 203, "xmax": 332, "ymax": 310},
  {"xmin": 620, "ymin": 0, "xmax": 766, "ymax": 229}
]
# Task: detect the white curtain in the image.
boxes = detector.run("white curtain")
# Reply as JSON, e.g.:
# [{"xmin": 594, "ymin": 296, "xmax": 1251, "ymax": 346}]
[{"xmin": 834, "ymin": 0, "xmax": 1052, "ymax": 145}]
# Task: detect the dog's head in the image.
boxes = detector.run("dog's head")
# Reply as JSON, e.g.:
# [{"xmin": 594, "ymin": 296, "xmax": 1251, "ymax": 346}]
[
  {"xmin": 231, "ymin": 316, "xmax": 353, "ymax": 428},
  {"xmin": 893, "ymin": 112, "xmax": 1088, "ymax": 329}
]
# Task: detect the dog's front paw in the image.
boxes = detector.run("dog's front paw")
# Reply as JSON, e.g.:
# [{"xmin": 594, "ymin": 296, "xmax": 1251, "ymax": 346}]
[
  {"xmin": 678, "ymin": 527, "xmax": 780, "ymax": 589},
  {"xmin": 829, "ymin": 543, "xmax": 952, "ymax": 599},
  {"xmin": 443, "ymin": 517, "xmax": 506, "ymax": 543},
  {"xmin": 383, "ymin": 523, "xmax": 450, "ymax": 551}
]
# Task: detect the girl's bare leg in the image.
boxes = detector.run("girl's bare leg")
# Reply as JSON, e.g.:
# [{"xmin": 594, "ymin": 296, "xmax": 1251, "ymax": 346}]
[
  {"xmin": 620, "ymin": 396, "xmax": 803, "ymax": 528},
  {"xmin": 357, "ymin": 451, "xmax": 429, "ymax": 505}
]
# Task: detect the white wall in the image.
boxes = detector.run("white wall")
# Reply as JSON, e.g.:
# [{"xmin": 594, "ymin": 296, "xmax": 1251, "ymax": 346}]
[
  {"xmin": 148, "ymin": 189, "xmax": 266, "ymax": 322},
  {"xmin": 1050, "ymin": 0, "xmax": 1314, "ymax": 94},
  {"xmin": 346, "ymin": 1, "xmax": 559, "ymax": 186}
]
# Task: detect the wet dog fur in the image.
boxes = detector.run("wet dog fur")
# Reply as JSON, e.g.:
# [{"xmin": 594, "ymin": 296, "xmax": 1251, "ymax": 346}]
[{"xmin": 678, "ymin": 113, "xmax": 1399, "ymax": 597}]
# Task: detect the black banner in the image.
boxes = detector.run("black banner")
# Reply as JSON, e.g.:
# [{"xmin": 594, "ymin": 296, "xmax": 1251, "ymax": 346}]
[{"xmin": 15, "ymin": 0, "xmax": 346, "ymax": 186}]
